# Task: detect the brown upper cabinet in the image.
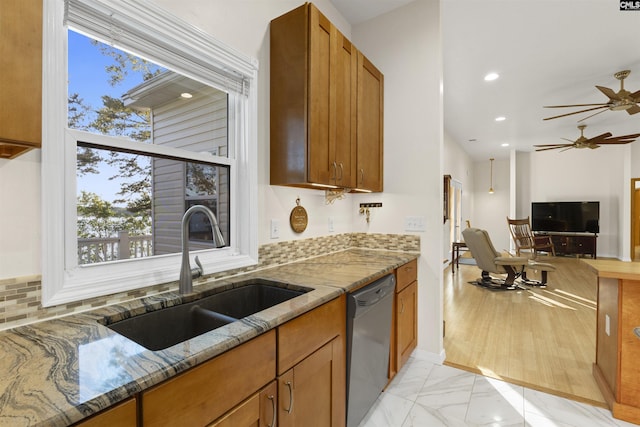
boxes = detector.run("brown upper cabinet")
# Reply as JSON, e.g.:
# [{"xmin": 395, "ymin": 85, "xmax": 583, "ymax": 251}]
[
  {"xmin": 0, "ymin": 0, "xmax": 43, "ymax": 159},
  {"xmin": 356, "ymin": 53, "xmax": 384, "ymax": 192},
  {"xmin": 270, "ymin": 3, "xmax": 383, "ymax": 192}
]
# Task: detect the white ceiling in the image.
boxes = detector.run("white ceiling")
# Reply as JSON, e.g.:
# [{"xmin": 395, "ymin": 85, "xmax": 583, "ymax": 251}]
[{"xmin": 331, "ymin": 0, "xmax": 640, "ymax": 161}]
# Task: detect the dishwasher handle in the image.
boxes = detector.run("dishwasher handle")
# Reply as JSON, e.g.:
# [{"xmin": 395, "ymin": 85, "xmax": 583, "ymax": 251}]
[{"xmin": 349, "ymin": 275, "xmax": 395, "ymax": 317}]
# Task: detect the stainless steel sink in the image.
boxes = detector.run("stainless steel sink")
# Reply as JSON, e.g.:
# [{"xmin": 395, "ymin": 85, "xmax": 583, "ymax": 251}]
[{"xmin": 105, "ymin": 280, "xmax": 311, "ymax": 351}]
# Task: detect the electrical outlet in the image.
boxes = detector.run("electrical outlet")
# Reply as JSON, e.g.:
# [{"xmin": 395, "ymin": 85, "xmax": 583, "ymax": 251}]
[
  {"xmin": 328, "ymin": 216, "xmax": 334, "ymax": 232},
  {"xmin": 270, "ymin": 219, "xmax": 280, "ymax": 239},
  {"xmin": 404, "ymin": 216, "xmax": 426, "ymax": 231},
  {"xmin": 605, "ymin": 314, "xmax": 610, "ymax": 336}
]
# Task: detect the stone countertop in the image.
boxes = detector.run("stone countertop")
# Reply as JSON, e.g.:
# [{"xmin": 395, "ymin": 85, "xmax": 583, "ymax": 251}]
[
  {"xmin": 581, "ymin": 258, "xmax": 640, "ymax": 280},
  {"xmin": 0, "ymin": 248, "xmax": 418, "ymax": 427}
]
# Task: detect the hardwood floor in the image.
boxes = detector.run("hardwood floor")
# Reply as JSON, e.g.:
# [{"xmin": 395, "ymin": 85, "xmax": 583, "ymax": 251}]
[{"xmin": 443, "ymin": 255, "xmax": 606, "ymax": 407}]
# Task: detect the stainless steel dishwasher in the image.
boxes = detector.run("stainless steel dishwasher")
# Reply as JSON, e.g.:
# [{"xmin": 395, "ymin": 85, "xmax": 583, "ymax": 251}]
[{"xmin": 346, "ymin": 273, "xmax": 396, "ymax": 427}]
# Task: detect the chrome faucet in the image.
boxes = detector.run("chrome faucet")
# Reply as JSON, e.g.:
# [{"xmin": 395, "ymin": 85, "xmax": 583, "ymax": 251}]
[{"xmin": 179, "ymin": 205, "xmax": 225, "ymax": 294}]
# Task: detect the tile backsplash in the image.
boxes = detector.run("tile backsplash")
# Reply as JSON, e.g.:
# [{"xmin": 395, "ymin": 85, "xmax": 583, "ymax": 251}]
[{"xmin": 0, "ymin": 233, "xmax": 419, "ymax": 330}]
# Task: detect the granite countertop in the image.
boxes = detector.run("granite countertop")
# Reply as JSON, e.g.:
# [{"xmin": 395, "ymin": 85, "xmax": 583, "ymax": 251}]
[
  {"xmin": 0, "ymin": 248, "xmax": 418, "ymax": 427},
  {"xmin": 581, "ymin": 258, "xmax": 640, "ymax": 280}
]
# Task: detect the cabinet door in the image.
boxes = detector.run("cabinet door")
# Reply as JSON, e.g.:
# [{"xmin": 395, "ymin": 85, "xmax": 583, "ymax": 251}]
[
  {"xmin": 356, "ymin": 52, "xmax": 384, "ymax": 192},
  {"xmin": 142, "ymin": 330, "xmax": 276, "ymax": 426},
  {"xmin": 278, "ymin": 337, "xmax": 345, "ymax": 427},
  {"xmin": 397, "ymin": 281, "xmax": 418, "ymax": 369},
  {"xmin": 307, "ymin": 5, "xmax": 334, "ymax": 186},
  {"xmin": 0, "ymin": 0, "xmax": 42, "ymax": 158},
  {"xmin": 332, "ymin": 30, "xmax": 357, "ymax": 188},
  {"xmin": 209, "ymin": 381, "xmax": 277, "ymax": 427},
  {"xmin": 74, "ymin": 398, "xmax": 137, "ymax": 427}
]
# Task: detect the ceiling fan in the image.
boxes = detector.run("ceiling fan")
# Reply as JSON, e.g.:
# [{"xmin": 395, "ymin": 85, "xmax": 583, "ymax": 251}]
[
  {"xmin": 534, "ymin": 124, "xmax": 640, "ymax": 152},
  {"xmin": 543, "ymin": 70, "xmax": 640, "ymax": 121}
]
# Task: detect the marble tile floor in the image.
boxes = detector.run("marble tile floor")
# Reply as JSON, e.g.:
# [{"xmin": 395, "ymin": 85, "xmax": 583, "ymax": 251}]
[{"xmin": 357, "ymin": 354, "xmax": 638, "ymax": 427}]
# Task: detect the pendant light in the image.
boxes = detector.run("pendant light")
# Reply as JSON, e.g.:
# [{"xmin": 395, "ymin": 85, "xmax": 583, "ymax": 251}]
[{"xmin": 488, "ymin": 158, "xmax": 495, "ymax": 194}]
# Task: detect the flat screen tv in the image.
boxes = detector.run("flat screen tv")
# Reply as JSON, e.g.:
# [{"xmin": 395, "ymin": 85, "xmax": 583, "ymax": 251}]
[{"xmin": 531, "ymin": 201, "xmax": 600, "ymax": 233}]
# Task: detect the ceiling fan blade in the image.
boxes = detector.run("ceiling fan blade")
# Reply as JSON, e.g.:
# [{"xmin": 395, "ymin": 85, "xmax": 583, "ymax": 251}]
[
  {"xmin": 626, "ymin": 104, "xmax": 640, "ymax": 115},
  {"xmin": 577, "ymin": 107, "xmax": 610, "ymax": 122},
  {"xmin": 596, "ymin": 85, "xmax": 620, "ymax": 101},
  {"xmin": 535, "ymin": 145, "xmax": 573, "ymax": 151},
  {"xmin": 586, "ymin": 132, "xmax": 613, "ymax": 144},
  {"xmin": 543, "ymin": 103, "xmax": 608, "ymax": 108},
  {"xmin": 543, "ymin": 106, "xmax": 608, "ymax": 121},
  {"xmin": 596, "ymin": 141, "xmax": 634, "ymax": 146},
  {"xmin": 630, "ymin": 89, "xmax": 640, "ymax": 99},
  {"xmin": 559, "ymin": 146, "xmax": 575, "ymax": 153},
  {"xmin": 607, "ymin": 133, "xmax": 640, "ymax": 140}
]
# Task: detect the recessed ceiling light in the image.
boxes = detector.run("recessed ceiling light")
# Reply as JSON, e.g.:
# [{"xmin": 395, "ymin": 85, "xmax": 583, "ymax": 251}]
[
  {"xmin": 495, "ymin": 116, "xmax": 506, "ymax": 122},
  {"xmin": 484, "ymin": 72, "xmax": 499, "ymax": 81},
  {"xmin": 501, "ymin": 143, "xmax": 509, "ymax": 147},
  {"xmin": 180, "ymin": 92, "xmax": 193, "ymax": 99}
]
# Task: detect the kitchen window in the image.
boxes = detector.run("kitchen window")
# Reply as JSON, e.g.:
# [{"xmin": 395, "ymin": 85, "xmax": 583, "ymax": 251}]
[{"xmin": 42, "ymin": 0, "xmax": 258, "ymax": 306}]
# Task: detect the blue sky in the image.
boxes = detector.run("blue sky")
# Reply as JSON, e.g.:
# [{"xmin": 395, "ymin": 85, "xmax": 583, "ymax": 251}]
[{"xmin": 68, "ymin": 30, "xmax": 151, "ymax": 207}]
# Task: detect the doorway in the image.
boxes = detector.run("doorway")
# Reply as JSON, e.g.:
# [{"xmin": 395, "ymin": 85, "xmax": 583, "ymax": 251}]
[
  {"xmin": 631, "ymin": 178, "xmax": 640, "ymax": 260},
  {"xmin": 448, "ymin": 178, "xmax": 463, "ymax": 244}
]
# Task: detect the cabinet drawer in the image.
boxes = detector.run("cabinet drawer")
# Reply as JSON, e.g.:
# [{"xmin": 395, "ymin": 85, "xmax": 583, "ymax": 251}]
[
  {"xmin": 278, "ymin": 295, "xmax": 346, "ymax": 375},
  {"xmin": 75, "ymin": 398, "xmax": 136, "ymax": 427},
  {"xmin": 396, "ymin": 259, "xmax": 417, "ymax": 292},
  {"xmin": 142, "ymin": 330, "xmax": 276, "ymax": 426}
]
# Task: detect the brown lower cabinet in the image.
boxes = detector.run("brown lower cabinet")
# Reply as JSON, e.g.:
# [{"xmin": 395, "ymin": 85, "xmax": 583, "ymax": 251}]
[
  {"xmin": 141, "ymin": 330, "xmax": 276, "ymax": 426},
  {"xmin": 73, "ymin": 398, "xmax": 137, "ymax": 427},
  {"xmin": 389, "ymin": 260, "xmax": 418, "ymax": 383},
  {"xmin": 208, "ymin": 381, "xmax": 277, "ymax": 427},
  {"xmin": 277, "ymin": 294, "xmax": 346, "ymax": 427},
  {"xmin": 278, "ymin": 337, "xmax": 344, "ymax": 427}
]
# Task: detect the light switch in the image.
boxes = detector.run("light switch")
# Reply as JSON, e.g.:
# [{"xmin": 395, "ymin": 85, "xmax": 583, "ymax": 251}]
[
  {"xmin": 270, "ymin": 219, "xmax": 280, "ymax": 239},
  {"xmin": 404, "ymin": 216, "xmax": 426, "ymax": 231}
]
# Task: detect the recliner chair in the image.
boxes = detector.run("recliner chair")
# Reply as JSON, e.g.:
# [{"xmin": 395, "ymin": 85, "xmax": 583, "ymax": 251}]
[{"xmin": 462, "ymin": 227, "xmax": 555, "ymax": 290}]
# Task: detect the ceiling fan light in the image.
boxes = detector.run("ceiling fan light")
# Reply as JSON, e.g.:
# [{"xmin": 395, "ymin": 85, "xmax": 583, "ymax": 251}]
[{"xmin": 610, "ymin": 102, "xmax": 633, "ymax": 111}]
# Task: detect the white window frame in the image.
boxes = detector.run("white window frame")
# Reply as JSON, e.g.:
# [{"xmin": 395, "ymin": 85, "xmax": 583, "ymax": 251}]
[{"xmin": 41, "ymin": 0, "xmax": 259, "ymax": 307}]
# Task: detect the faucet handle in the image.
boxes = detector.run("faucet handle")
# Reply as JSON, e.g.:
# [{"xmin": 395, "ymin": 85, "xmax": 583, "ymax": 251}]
[{"xmin": 191, "ymin": 255, "xmax": 204, "ymax": 279}]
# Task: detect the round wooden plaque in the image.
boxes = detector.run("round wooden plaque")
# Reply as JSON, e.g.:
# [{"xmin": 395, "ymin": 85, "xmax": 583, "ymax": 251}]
[{"xmin": 290, "ymin": 199, "xmax": 308, "ymax": 233}]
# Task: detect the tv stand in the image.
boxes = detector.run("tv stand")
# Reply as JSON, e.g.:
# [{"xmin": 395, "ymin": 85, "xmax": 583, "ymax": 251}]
[{"xmin": 538, "ymin": 232, "xmax": 597, "ymax": 259}]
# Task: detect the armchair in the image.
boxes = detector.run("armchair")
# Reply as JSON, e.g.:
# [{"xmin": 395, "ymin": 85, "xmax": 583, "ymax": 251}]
[
  {"xmin": 462, "ymin": 227, "xmax": 555, "ymax": 290},
  {"xmin": 507, "ymin": 216, "xmax": 555, "ymax": 258}
]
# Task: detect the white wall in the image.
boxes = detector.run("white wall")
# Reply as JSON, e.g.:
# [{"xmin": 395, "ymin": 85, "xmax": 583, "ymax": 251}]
[
  {"xmin": 528, "ymin": 147, "xmax": 627, "ymax": 258},
  {"xmin": 443, "ymin": 130, "xmax": 474, "ymax": 261},
  {"xmin": 471, "ymin": 157, "xmax": 511, "ymax": 251},
  {"xmin": 0, "ymin": 150, "xmax": 41, "ymax": 277},
  {"xmin": 350, "ymin": 0, "xmax": 444, "ymax": 359}
]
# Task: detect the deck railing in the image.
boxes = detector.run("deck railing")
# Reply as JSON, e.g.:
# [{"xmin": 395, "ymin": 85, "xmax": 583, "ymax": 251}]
[{"xmin": 77, "ymin": 232, "xmax": 153, "ymax": 265}]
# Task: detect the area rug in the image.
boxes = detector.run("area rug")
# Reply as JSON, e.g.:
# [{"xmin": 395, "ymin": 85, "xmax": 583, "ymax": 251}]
[{"xmin": 467, "ymin": 279, "xmax": 521, "ymax": 292}]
